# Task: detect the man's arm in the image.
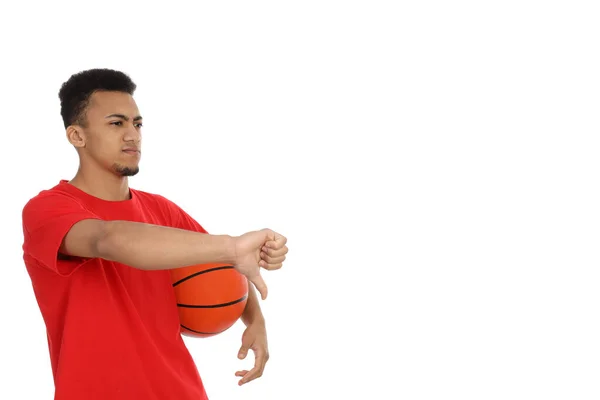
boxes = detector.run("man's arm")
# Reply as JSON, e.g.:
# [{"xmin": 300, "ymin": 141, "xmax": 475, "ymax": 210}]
[
  {"xmin": 61, "ymin": 218, "xmax": 286, "ymax": 299},
  {"xmin": 241, "ymin": 283, "xmax": 265, "ymax": 326},
  {"xmin": 61, "ymin": 219, "xmax": 236, "ymax": 271},
  {"xmin": 236, "ymin": 278, "xmax": 270, "ymax": 386}
]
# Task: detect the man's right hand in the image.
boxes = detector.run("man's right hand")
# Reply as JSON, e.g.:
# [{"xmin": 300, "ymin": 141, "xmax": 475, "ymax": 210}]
[{"xmin": 232, "ymin": 229, "xmax": 288, "ymax": 300}]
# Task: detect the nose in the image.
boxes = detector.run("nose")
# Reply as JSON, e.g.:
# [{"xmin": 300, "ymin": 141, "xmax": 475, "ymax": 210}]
[{"xmin": 123, "ymin": 122, "xmax": 141, "ymax": 143}]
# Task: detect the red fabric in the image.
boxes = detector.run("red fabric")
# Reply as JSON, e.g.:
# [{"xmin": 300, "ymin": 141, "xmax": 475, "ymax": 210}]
[{"xmin": 22, "ymin": 180, "xmax": 210, "ymax": 400}]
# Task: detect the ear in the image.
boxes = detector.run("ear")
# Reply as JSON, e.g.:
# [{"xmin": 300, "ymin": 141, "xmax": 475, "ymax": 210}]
[{"xmin": 66, "ymin": 125, "xmax": 86, "ymax": 148}]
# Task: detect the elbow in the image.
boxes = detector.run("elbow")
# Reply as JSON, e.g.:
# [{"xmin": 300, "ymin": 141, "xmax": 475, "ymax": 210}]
[{"xmin": 94, "ymin": 221, "xmax": 115, "ymax": 260}]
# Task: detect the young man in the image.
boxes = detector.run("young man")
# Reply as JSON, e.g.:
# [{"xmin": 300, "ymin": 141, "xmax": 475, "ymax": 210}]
[{"xmin": 21, "ymin": 68, "xmax": 288, "ymax": 400}]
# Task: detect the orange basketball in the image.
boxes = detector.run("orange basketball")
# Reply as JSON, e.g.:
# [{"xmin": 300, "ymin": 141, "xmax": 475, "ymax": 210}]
[{"xmin": 170, "ymin": 262, "xmax": 248, "ymax": 338}]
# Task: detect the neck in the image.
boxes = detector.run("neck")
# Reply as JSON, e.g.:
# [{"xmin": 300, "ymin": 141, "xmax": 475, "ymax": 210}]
[{"xmin": 69, "ymin": 164, "xmax": 131, "ymax": 201}]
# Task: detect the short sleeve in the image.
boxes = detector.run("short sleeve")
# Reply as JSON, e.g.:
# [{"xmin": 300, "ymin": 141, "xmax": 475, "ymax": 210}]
[{"xmin": 22, "ymin": 192, "xmax": 103, "ymax": 276}]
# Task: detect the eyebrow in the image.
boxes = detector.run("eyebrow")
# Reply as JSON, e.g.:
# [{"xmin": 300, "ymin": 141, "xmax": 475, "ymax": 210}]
[{"xmin": 105, "ymin": 113, "xmax": 143, "ymax": 121}]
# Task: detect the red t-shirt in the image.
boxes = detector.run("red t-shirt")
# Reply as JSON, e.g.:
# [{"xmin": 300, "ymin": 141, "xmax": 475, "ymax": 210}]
[{"xmin": 21, "ymin": 180, "xmax": 210, "ymax": 400}]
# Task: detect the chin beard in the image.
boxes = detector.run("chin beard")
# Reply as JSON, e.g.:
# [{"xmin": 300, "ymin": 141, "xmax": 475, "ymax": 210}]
[{"xmin": 113, "ymin": 164, "xmax": 140, "ymax": 177}]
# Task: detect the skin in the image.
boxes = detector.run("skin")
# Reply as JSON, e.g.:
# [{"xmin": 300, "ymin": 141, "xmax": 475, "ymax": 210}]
[
  {"xmin": 67, "ymin": 90, "xmax": 144, "ymax": 200},
  {"xmin": 64, "ymin": 90, "xmax": 284, "ymax": 385}
]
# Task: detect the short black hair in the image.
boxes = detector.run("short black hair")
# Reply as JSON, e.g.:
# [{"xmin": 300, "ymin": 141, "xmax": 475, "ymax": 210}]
[{"xmin": 58, "ymin": 68, "xmax": 137, "ymax": 128}]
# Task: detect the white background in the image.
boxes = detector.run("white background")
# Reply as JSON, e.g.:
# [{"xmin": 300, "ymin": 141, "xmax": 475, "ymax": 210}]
[{"xmin": 1, "ymin": 1, "xmax": 599, "ymax": 399}]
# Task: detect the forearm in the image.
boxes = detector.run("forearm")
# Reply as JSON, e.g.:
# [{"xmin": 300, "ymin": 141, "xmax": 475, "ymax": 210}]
[
  {"xmin": 241, "ymin": 282, "xmax": 265, "ymax": 326},
  {"xmin": 97, "ymin": 220, "xmax": 236, "ymax": 271}
]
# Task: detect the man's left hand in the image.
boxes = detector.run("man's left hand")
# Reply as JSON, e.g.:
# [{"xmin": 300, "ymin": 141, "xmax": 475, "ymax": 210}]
[{"xmin": 236, "ymin": 321, "xmax": 269, "ymax": 386}]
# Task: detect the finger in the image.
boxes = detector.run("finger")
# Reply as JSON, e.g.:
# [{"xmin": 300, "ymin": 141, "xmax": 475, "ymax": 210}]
[
  {"xmin": 235, "ymin": 370, "xmax": 249, "ymax": 377},
  {"xmin": 238, "ymin": 345, "xmax": 250, "ymax": 360},
  {"xmin": 259, "ymin": 260, "xmax": 283, "ymax": 271},
  {"xmin": 265, "ymin": 233, "xmax": 287, "ymax": 249},
  {"xmin": 258, "ymin": 252, "xmax": 284, "ymax": 270},
  {"xmin": 261, "ymin": 246, "xmax": 288, "ymax": 258},
  {"xmin": 249, "ymin": 274, "xmax": 268, "ymax": 300},
  {"xmin": 259, "ymin": 252, "xmax": 286, "ymax": 265},
  {"xmin": 260, "ymin": 257, "xmax": 285, "ymax": 270},
  {"xmin": 238, "ymin": 350, "xmax": 266, "ymax": 385}
]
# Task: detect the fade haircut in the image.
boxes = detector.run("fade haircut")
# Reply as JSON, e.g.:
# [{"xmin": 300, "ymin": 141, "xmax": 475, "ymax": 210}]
[{"xmin": 58, "ymin": 68, "xmax": 136, "ymax": 128}]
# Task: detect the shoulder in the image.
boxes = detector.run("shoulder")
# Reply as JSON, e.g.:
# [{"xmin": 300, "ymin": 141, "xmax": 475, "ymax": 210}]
[
  {"xmin": 23, "ymin": 180, "xmax": 90, "ymax": 211},
  {"xmin": 22, "ymin": 185, "xmax": 85, "ymax": 219},
  {"xmin": 22, "ymin": 185, "xmax": 94, "ymax": 235}
]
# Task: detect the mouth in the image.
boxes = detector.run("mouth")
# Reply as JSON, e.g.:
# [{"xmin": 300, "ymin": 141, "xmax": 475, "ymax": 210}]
[{"xmin": 122, "ymin": 149, "xmax": 140, "ymax": 156}]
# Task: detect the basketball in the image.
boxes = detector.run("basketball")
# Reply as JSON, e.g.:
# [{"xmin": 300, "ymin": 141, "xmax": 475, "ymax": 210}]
[{"xmin": 170, "ymin": 262, "xmax": 249, "ymax": 338}]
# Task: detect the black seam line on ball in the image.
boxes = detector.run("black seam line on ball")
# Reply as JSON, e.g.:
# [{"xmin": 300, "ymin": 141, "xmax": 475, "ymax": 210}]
[
  {"xmin": 180, "ymin": 324, "xmax": 228, "ymax": 335},
  {"xmin": 177, "ymin": 294, "xmax": 248, "ymax": 308},
  {"xmin": 172, "ymin": 266, "xmax": 235, "ymax": 287}
]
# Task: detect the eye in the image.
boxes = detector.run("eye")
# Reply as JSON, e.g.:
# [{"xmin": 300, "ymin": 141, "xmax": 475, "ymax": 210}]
[
  {"xmin": 110, "ymin": 121, "xmax": 123, "ymax": 126},
  {"xmin": 135, "ymin": 122, "xmax": 143, "ymax": 128}
]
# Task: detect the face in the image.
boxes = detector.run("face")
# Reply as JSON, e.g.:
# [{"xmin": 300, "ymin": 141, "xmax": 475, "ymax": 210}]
[{"xmin": 68, "ymin": 91, "xmax": 143, "ymax": 177}]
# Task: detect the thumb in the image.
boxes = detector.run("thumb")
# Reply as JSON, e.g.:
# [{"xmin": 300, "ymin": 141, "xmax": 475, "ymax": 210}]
[
  {"xmin": 238, "ymin": 344, "xmax": 249, "ymax": 359},
  {"xmin": 249, "ymin": 273, "xmax": 268, "ymax": 300},
  {"xmin": 238, "ymin": 331, "xmax": 252, "ymax": 359}
]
